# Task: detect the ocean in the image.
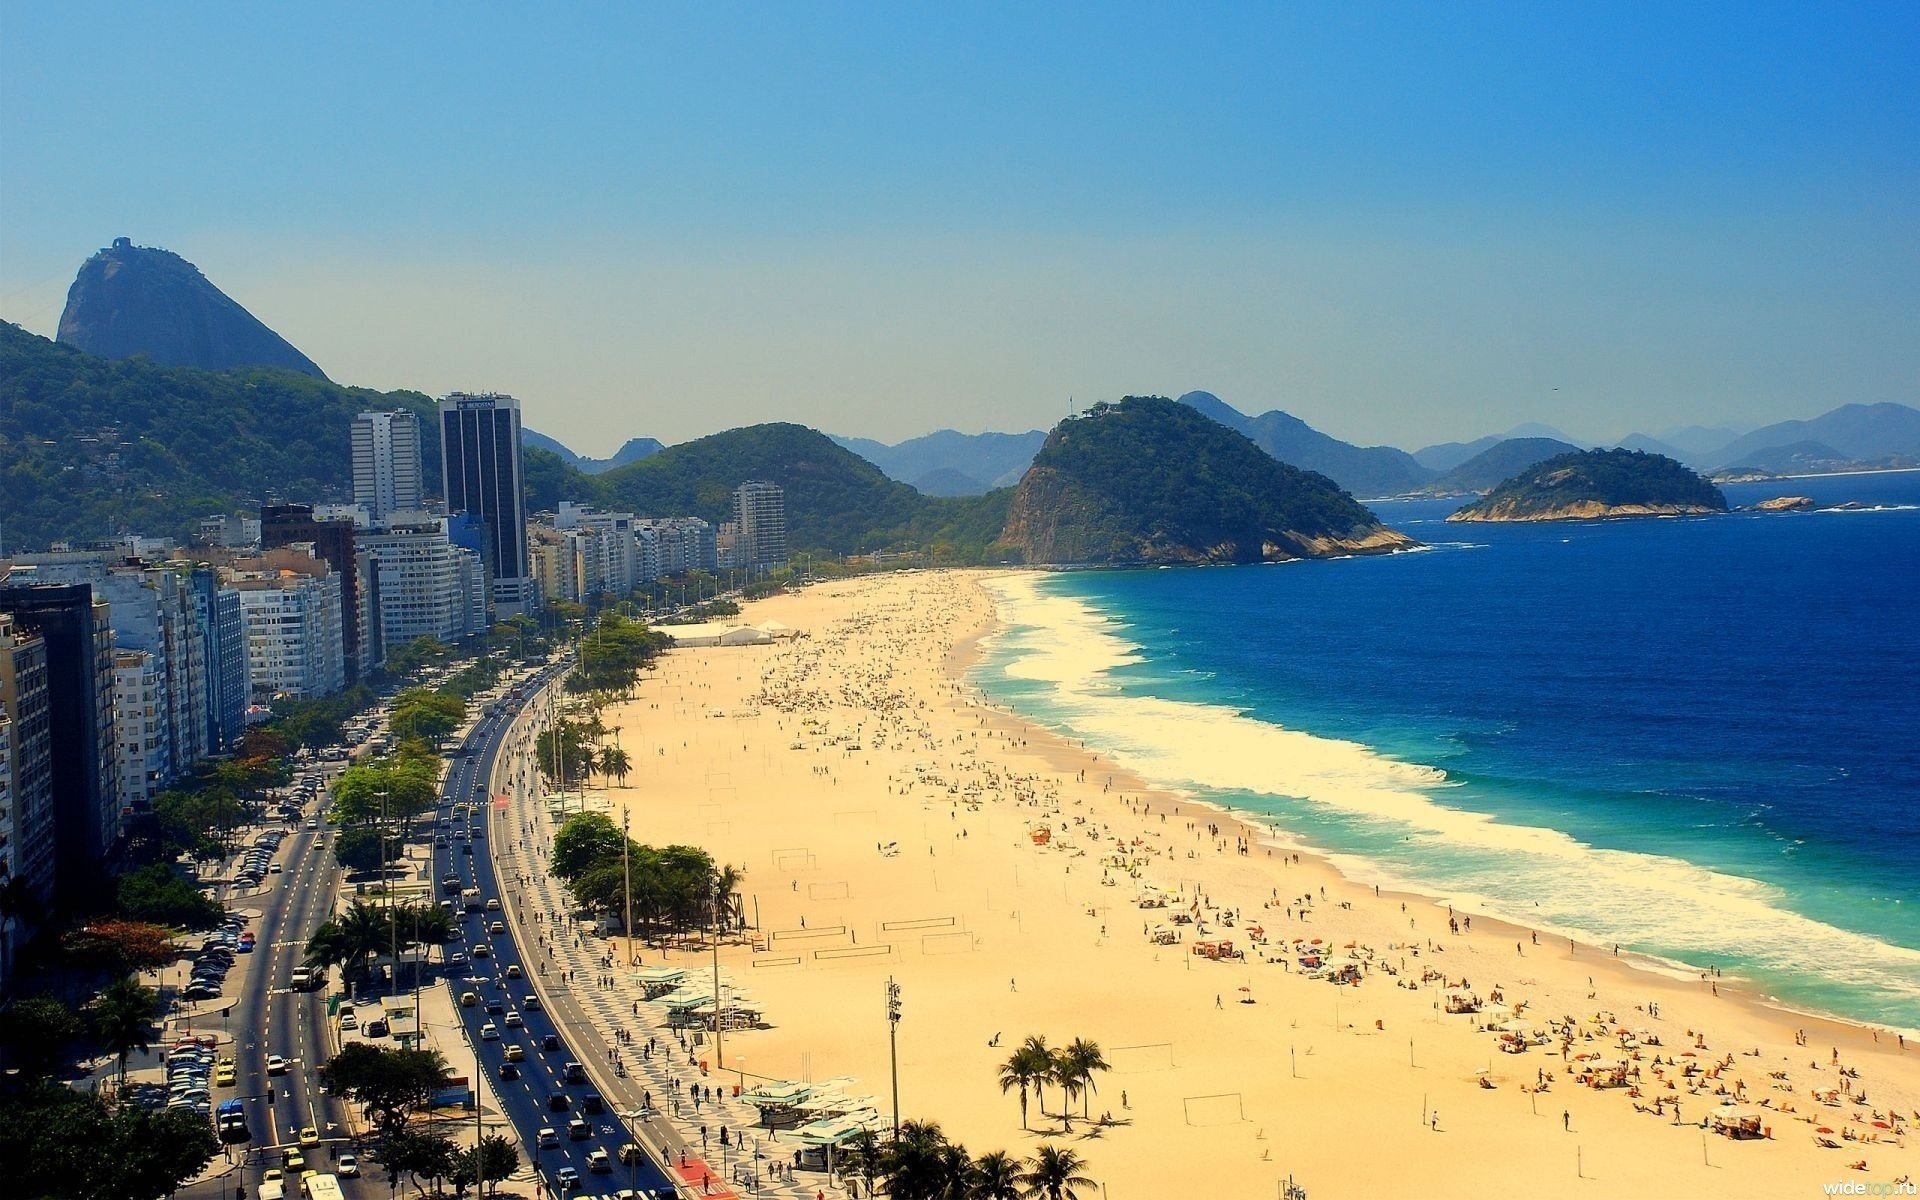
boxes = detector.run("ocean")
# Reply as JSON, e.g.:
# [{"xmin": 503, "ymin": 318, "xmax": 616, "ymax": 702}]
[{"xmin": 971, "ymin": 470, "xmax": 1920, "ymax": 1034}]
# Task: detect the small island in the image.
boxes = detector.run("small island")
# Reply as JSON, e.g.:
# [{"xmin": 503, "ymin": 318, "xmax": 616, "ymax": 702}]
[{"xmin": 1447, "ymin": 448, "xmax": 1727, "ymax": 523}]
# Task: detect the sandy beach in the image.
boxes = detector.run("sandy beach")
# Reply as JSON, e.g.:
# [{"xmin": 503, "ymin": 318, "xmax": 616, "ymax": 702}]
[{"xmin": 598, "ymin": 569, "xmax": 1918, "ymax": 1198}]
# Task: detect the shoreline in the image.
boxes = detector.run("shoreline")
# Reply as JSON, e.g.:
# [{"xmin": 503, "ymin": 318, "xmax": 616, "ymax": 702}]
[
  {"xmin": 605, "ymin": 569, "xmax": 1917, "ymax": 1196},
  {"xmin": 962, "ymin": 570, "xmax": 1920, "ymax": 1048}
]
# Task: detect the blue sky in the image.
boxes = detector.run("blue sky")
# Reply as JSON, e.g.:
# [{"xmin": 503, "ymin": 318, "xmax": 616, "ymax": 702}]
[{"xmin": 3, "ymin": 3, "xmax": 1916, "ymax": 452}]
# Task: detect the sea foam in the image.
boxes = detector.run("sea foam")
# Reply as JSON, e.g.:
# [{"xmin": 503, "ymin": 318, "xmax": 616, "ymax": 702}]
[{"xmin": 975, "ymin": 572, "xmax": 1920, "ymax": 1033}]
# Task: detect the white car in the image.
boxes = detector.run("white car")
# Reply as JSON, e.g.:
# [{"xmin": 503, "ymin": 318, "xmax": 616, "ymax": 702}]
[
  {"xmin": 337, "ymin": 1153, "xmax": 360, "ymax": 1178},
  {"xmin": 479, "ymin": 1023, "xmax": 499, "ymax": 1040},
  {"xmin": 265, "ymin": 1054, "xmax": 289, "ymax": 1074}
]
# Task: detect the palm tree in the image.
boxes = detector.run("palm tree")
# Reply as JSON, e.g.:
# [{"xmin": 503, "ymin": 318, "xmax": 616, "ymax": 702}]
[
  {"xmin": 878, "ymin": 1120, "xmax": 960, "ymax": 1200},
  {"xmin": 712, "ymin": 864, "xmax": 744, "ymax": 932},
  {"xmin": 307, "ymin": 899, "xmax": 392, "ymax": 990},
  {"xmin": 91, "ymin": 976, "xmax": 157, "ymax": 1089},
  {"xmin": 1060, "ymin": 1037, "xmax": 1110, "ymax": 1121},
  {"xmin": 971, "ymin": 1150, "xmax": 1022, "ymax": 1200},
  {"xmin": 1049, "ymin": 1048, "xmax": 1081, "ymax": 1132},
  {"xmin": 597, "ymin": 746, "xmax": 632, "ymax": 788},
  {"xmin": 1022, "ymin": 1035, "xmax": 1053, "ymax": 1121},
  {"xmin": 998, "ymin": 1040, "xmax": 1051, "ymax": 1131},
  {"xmin": 836, "ymin": 1128, "xmax": 882, "ymax": 1198},
  {"xmin": 1017, "ymin": 1144, "xmax": 1096, "ymax": 1200}
]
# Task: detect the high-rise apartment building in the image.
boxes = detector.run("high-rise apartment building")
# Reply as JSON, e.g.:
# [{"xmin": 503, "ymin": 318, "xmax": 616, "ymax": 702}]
[
  {"xmin": 11, "ymin": 554, "xmax": 210, "ymax": 785},
  {"xmin": 0, "ymin": 584, "xmax": 119, "ymax": 911},
  {"xmin": 358, "ymin": 520, "xmax": 486, "ymax": 650},
  {"xmin": 0, "ymin": 612, "xmax": 54, "ymax": 982},
  {"xmin": 438, "ymin": 392, "xmax": 537, "ymax": 615},
  {"xmin": 231, "ymin": 550, "xmax": 346, "ymax": 704},
  {"xmin": 113, "ymin": 649, "xmax": 170, "ymax": 811},
  {"xmin": 261, "ymin": 505, "xmax": 366, "ymax": 680},
  {"xmin": 351, "ymin": 409, "xmax": 425, "ymax": 521},
  {"xmin": 731, "ymin": 481, "xmax": 788, "ymax": 570},
  {"xmin": 189, "ymin": 567, "xmax": 247, "ymax": 751}
]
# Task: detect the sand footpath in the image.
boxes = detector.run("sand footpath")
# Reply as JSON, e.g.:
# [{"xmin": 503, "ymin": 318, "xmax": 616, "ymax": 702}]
[{"xmin": 603, "ymin": 569, "xmax": 1917, "ymax": 1198}]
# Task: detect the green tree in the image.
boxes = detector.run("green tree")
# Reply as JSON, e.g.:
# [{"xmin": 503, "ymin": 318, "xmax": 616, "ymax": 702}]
[
  {"xmin": 389, "ymin": 687, "xmax": 466, "ymax": 743},
  {"xmin": 0, "ymin": 1080, "xmax": 215, "ymax": 1200},
  {"xmin": 322, "ymin": 1042, "xmax": 450, "ymax": 1140},
  {"xmin": 452, "ymin": 1132, "xmax": 519, "ymax": 1198},
  {"xmin": 307, "ymin": 899, "xmax": 396, "ymax": 990},
  {"xmin": 876, "ymin": 1120, "xmax": 971, "ymax": 1200},
  {"xmin": 90, "ymin": 978, "xmax": 158, "ymax": 1088},
  {"xmin": 1000, "ymin": 1037, "xmax": 1051, "ymax": 1130},
  {"xmin": 0, "ymin": 995, "xmax": 82, "ymax": 1079},
  {"xmin": 1017, "ymin": 1144, "xmax": 1096, "ymax": 1200},
  {"xmin": 1058, "ymin": 1038, "xmax": 1109, "ymax": 1121},
  {"xmin": 597, "ymin": 745, "xmax": 633, "ymax": 787},
  {"xmin": 115, "ymin": 863, "xmax": 222, "ymax": 927},
  {"xmin": 551, "ymin": 812, "xmax": 625, "ymax": 882},
  {"xmin": 383, "ymin": 1127, "xmax": 458, "ymax": 1196},
  {"xmin": 334, "ymin": 825, "xmax": 400, "ymax": 874},
  {"xmin": 972, "ymin": 1150, "xmax": 1023, "ymax": 1200},
  {"xmin": 329, "ymin": 751, "xmax": 440, "ymax": 825}
]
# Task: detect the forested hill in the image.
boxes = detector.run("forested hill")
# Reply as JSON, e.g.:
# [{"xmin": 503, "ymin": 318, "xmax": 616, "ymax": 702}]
[
  {"xmin": 1450, "ymin": 448, "xmax": 1728, "ymax": 522},
  {"xmin": 0, "ymin": 322, "xmax": 439, "ymax": 547},
  {"xmin": 592, "ymin": 422, "xmax": 1010, "ymax": 560},
  {"xmin": 999, "ymin": 395, "xmax": 1416, "ymax": 564}
]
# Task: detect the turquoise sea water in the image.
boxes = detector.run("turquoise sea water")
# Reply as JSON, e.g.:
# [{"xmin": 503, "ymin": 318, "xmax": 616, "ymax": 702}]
[{"xmin": 971, "ymin": 471, "xmax": 1920, "ymax": 1033}]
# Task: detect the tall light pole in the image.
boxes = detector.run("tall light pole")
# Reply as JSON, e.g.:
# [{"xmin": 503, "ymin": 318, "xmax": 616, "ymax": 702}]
[
  {"xmin": 621, "ymin": 807, "xmax": 635, "ymax": 969},
  {"xmin": 712, "ymin": 878, "xmax": 726, "ymax": 1071},
  {"xmin": 886, "ymin": 977, "xmax": 902, "ymax": 1138}
]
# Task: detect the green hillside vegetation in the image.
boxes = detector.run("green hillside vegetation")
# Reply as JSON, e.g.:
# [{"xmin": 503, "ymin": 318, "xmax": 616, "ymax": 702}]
[
  {"xmin": 1452, "ymin": 448, "xmax": 1727, "ymax": 520},
  {"xmin": 0, "ymin": 325, "xmax": 1004, "ymax": 561},
  {"xmin": 0, "ymin": 322, "xmax": 440, "ymax": 547},
  {"xmin": 998, "ymin": 396, "xmax": 1412, "ymax": 564},
  {"xmin": 590, "ymin": 422, "xmax": 1008, "ymax": 560}
]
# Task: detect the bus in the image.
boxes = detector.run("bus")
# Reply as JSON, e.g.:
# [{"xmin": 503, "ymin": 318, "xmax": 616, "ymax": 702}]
[{"xmin": 303, "ymin": 1173, "xmax": 345, "ymax": 1200}]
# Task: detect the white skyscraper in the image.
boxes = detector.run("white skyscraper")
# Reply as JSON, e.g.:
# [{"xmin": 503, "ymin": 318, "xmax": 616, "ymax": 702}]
[{"xmin": 352, "ymin": 410, "xmax": 425, "ymax": 521}]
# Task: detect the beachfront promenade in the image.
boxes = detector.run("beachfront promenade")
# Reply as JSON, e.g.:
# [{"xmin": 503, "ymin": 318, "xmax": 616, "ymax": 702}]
[{"xmin": 493, "ymin": 722, "xmax": 820, "ymax": 1199}]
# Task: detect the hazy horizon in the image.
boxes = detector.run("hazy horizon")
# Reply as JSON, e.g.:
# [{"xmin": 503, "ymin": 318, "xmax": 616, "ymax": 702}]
[{"xmin": 4, "ymin": 6, "xmax": 1915, "ymax": 458}]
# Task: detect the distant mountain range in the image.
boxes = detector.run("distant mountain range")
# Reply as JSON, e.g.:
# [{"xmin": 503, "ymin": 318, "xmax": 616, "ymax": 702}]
[
  {"xmin": 829, "ymin": 429, "xmax": 1046, "ymax": 495},
  {"xmin": 1173, "ymin": 391, "xmax": 1433, "ymax": 497},
  {"xmin": 521, "ymin": 429, "xmax": 664, "ymax": 475},
  {"xmin": 1421, "ymin": 437, "xmax": 1583, "ymax": 494},
  {"xmin": 57, "ymin": 239, "xmax": 328, "ymax": 378}
]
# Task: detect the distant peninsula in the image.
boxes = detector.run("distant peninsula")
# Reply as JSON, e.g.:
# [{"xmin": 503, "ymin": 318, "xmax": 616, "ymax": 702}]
[
  {"xmin": 998, "ymin": 395, "xmax": 1417, "ymax": 564},
  {"xmin": 1448, "ymin": 448, "xmax": 1727, "ymax": 523}
]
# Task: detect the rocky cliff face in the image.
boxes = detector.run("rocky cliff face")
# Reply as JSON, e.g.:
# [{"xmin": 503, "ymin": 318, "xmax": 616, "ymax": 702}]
[
  {"xmin": 56, "ymin": 239, "xmax": 327, "ymax": 378},
  {"xmin": 997, "ymin": 396, "xmax": 1417, "ymax": 565}
]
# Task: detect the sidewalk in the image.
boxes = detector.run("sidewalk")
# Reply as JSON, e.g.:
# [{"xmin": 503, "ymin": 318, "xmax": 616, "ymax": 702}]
[{"xmin": 492, "ymin": 714, "xmax": 823, "ymax": 1198}]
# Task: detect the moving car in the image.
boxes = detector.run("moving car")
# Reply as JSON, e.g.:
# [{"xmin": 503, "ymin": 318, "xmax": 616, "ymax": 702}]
[
  {"xmin": 265, "ymin": 1054, "xmax": 289, "ymax": 1074},
  {"xmin": 337, "ymin": 1153, "xmax": 360, "ymax": 1178}
]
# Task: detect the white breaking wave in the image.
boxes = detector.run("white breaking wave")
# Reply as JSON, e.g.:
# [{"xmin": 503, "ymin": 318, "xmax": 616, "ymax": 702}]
[{"xmin": 975, "ymin": 573, "xmax": 1920, "ymax": 1030}]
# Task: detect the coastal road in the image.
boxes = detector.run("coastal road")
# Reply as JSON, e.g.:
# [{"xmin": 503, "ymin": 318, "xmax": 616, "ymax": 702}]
[
  {"xmin": 180, "ymin": 787, "xmax": 369, "ymax": 1198},
  {"xmin": 435, "ymin": 661, "xmax": 680, "ymax": 1198}
]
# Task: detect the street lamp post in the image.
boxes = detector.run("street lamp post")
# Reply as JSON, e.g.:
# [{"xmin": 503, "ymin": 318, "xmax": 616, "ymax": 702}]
[
  {"xmin": 886, "ymin": 977, "xmax": 902, "ymax": 1138},
  {"xmin": 621, "ymin": 808, "xmax": 635, "ymax": 969}
]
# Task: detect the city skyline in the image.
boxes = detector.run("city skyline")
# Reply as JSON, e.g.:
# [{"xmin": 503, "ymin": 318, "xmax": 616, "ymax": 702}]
[{"xmin": 3, "ymin": 6, "xmax": 1915, "ymax": 454}]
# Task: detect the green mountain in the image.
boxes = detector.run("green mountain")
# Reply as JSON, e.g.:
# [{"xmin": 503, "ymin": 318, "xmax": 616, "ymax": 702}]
[
  {"xmin": 0, "ymin": 322, "xmax": 436, "ymax": 548},
  {"xmin": 1422, "ymin": 437, "xmax": 1582, "ymax": 494},
  {"xmin": 998, "ymin": 396, "xmax": 1416, "ymax": 565},
  {"xmin": 1449, "ymin": 448, "xmax": 1726, "ymax": 523},
  {"xmin": 591, "ymin": 423, "xmax": 1008, "ymax": 559},
  {"xmin": 56, "ymin": 239, "xmax": 328, "ymax": 378},
  {"xmin": 1176, "ymin": 391, "xmax": 1436, "ymax": 497}
]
